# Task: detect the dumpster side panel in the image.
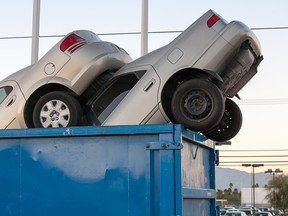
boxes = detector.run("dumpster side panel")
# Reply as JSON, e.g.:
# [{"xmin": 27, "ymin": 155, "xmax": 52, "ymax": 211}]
[
  {"xmin": 181, "ymin": 137, "xmax": 216, "ymax": 216},
  {"xmin": 0, "ymin": 125, "xmax": 216, "ymax": 216},
  {"xmin": 1, "ymin": 134, "xmax": 158, "ymax": 216},
  {"xmin": 0, "ymin": 142, "xmax": 21, "ymax": 215}
]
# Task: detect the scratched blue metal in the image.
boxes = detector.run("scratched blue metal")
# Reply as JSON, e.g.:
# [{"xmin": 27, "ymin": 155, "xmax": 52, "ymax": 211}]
[
  {"xmin": 0, "ymin": 124, "xmax": 216, "ymax": 216},
  {"xmin": 181, "ymin": 134, "xmax": 217, "ymax": 216}
]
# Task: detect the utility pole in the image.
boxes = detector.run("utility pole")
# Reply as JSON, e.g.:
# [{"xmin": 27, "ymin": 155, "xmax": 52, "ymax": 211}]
[
  {"xmin": 242, "ymin": 163, "xmax": 264, "ymax": 208},
  {"xmin": 141, "ymin": 0, "xmax": 148, "ymax": 56},
  {"xmin": 31, "ymin": 0, "xmax": 41, "ymax": 64}
]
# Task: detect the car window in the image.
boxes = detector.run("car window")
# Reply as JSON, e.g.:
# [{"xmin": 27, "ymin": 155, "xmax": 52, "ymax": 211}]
[
  {"xmin": 0, "ymin": 86, "xmax": 13, "ymax": 104},
  {"xmin": 226, "ymin": 213, "xmax": 241, "ymax": 216},
  {"xmin": 254, "ymin": 213, "xmax": 270, "ymax": 216},
  {"xmin": 91, "ymin": 73, "xmax": 139, "ymax": 124}
]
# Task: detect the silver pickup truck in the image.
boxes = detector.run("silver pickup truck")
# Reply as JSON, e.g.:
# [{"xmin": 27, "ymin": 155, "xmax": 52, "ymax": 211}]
[{"xmin": 85, "ymin": 9, "xmax": 263, "ymax": 141}]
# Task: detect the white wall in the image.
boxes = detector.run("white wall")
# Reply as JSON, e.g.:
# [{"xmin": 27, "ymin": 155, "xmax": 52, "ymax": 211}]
[{"xmin": 241, "ymin": 188, "xmax": 270, "ymax": 207}]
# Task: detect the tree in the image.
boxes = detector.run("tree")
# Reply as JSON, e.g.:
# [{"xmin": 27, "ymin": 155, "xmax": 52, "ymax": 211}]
[
  {"xmin": 265, "ymin": 175, "xmax": 288, "ymax": 211},
  {"xmin": 216, "ymin": 183, "xmax": 241, "ymax": 206},
  {"xmin": 232, "ymin": 188, "xmax": 239, "ymax": 195},
  {"xmin": 253, "ymin": 183, "xmax": 259, "ymax": 188},
  {"xmin": 217, "ymin": 189, "xmax": 224, "ymax": 198}
]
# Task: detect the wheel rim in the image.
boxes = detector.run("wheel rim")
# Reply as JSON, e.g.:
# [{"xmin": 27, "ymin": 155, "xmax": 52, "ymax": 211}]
[
  {"xmin": 204, "ymin": 99, "xmax": 243, "ymax": 141},
  {"xmin": 184, "ymin": 90, "xmax": 212, "ymax": 120},
  {"xmin": 215, "ymin": 109, "xmax": 232, "ymax": 132},
  {"xmin": 39, "ymin": 99, "xmax": 70, "ymax": 128}
]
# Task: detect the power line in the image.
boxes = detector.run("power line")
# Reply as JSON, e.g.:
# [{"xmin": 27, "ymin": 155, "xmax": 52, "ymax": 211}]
[
  {"xmin": 0, "ymin": 35, "xmax": 64, "ymax": 40},
  {"xmin": 236, "ymin": 98, "xmax": 288, "ymax": 105},
  {"xmin": 219, "ymin": 154, "xmax": 288, "ymax": 167},
  {"xmin": 220, "ymin": 164, "xmax": 288, "ymax": 167},
  {"xmin": 220, "ymin": 160, "xmax": 288, "ymax": 164},
  {"xmin": 220, "ymin": 161, "xmax": 288, "ymax": 164},
  {"xmin": 251, "ymin": 26, "xmax": 288, "ymax": 31},
  {"xmin": 219, "ymin": 149, "xmax": 288, "ymax": 152},
  {"xmin": 1, "ymin": 26, "xmax": 288, "ymax": 40},
  {"xmin": 221, "ymin": 155, "xmax": 288, "ymax": 158}
]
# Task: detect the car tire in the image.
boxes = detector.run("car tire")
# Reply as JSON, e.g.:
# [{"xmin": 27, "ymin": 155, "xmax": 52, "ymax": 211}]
[
  {"xmin": 33, "ymin": 91, "xmax": 82, "ymax": 128},
  {"xmin": 171, "ymin": 78, "xmax": 225, "ymax": 131},
  {"xmin": 204, "ymin": 98, "xmax": 242, "ymax": 141}
]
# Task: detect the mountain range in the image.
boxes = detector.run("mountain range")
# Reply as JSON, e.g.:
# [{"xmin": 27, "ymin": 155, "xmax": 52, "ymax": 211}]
[{"xmin": 215, "ymin": 167, "xmax": 273, "ymax": 191}]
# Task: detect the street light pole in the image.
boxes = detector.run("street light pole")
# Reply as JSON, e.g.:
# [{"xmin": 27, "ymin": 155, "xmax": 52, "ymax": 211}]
[
  {"xmin": 31, "ymin": 0, "xmax": 41, "ymax": 64},
  {"xmin": 252, "ymin": 164, "xmax": 264, "ymax": 208},
  {"xmin": 141, "ymin": 0, "xmax": 148, "ymax": 56},
  {"xmin": 242, "ymin": 163, "xmax": 264, "ymax": 208},
  {"xmin": 264, "ymin": 168, "xmax": 283, "ymax": 202},
  {"xmin": 265, "ymin": 168, "xmax": 283, "ymax": 180},
  {"xmin": 242, "ymin": 163, "xmax": 253, "ymax": 206}
]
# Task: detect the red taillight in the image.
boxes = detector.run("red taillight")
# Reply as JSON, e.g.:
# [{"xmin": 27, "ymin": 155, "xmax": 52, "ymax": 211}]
[
  {"xmin": 60, "ymin": 33, "xmax": 87, "ymax": 53},
  {"xmin": 207, "ymin": 14, "xmax": 220, "ymax": 28}
]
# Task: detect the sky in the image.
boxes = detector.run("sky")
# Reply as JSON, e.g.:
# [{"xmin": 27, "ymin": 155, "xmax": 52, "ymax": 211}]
[{"xmin": 0, "ymin": 0, "xmax": 288, "ymax": 174}]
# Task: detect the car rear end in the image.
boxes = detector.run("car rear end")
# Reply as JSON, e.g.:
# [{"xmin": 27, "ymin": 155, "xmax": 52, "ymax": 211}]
[
  {"xmin": 17, "ymin": 31, "xmax": 102, "ymax": 96},
  {"xmin": 192, "ymin": 10, "xmax": 263, "ymax": 98},
  {"xmin": 217, "ymin": 21, "xmax": 263, "ymax": 97},
  {"xmin": 49, "ymin": 30, "xmax": 132, "ymax": 95},
  {"xmin": 11, "ymin": 30, "xmax": 132, "ymax": 129}
]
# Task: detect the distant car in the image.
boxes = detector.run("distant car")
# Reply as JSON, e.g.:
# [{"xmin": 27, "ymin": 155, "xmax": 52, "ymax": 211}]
[
  {"xmin": 85, "ymin": 9, "xmax": 263, "ymax": 141},
  {"xmin": 224, "ymin": 207, "xmax": 237, "ymax": 211},
  {"xmin": 269, "ymin": 209, "xmax": 283, "ymax": 216},
  {"xmin": 240, "ymin": 208, "xmax": 254, "ymax": 216},
  {"xmin": 225, "ymin": 211, "xmax": 247, "ymax": 216},
  {"xmin": 253, "ymin": 212, "xmax": 274, "ymax": 216},
  {"xmin": 0, "ymin": 30, "xmax": 132, "ymax": 129},
  {"xmin": 259, "ymin": 208, "xmax": 270, "ymax": 212}
]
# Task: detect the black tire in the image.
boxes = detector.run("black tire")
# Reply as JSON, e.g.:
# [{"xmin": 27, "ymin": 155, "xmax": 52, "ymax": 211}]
[
  {"xmin": 204, "ymin": 98, "xmax": 242, "ymax": 141},
  {"xmin": 33, "ymin": 91, "xmax": 82, "ymax": 128},
  {"xmin": 171, "ymin": 79, "xmax": 225, "ymax": 131}
]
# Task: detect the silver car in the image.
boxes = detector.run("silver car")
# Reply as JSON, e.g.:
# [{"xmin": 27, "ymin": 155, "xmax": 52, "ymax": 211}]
[
  {"xmin": 0, "ymin": 30, "xmax": 132, "ymax": 129},
  {"xmin": 253, "ymin": 212, "xmax": 273, "ymax": 216},
  {"xmin": 225, "ymin": 212, "xmax": 247, "ymax": 216},
  {"xmin": 85, "ymin": 10, "xmax": 263, "ymax": 141}
]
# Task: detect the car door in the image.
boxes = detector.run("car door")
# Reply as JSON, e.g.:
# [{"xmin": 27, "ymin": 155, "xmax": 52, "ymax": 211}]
[
  {"xmin": 88, "ymin": 66, "xmax": 163, "ymax": 126},
  {"xmin": 101, "ymin": 67, "xmax": 162, "ymax": 125},
  {"xmin": 0, "ymin": 80, "xmax": 25, "ymax": 129}
]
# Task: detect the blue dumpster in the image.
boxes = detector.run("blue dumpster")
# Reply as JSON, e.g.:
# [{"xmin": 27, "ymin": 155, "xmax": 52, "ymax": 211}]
[{"xmin": 0, "ymin": 124, "xmax": 216, "ymax": 216}]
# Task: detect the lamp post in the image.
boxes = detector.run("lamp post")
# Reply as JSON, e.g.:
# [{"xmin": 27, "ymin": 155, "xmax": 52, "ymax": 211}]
[
  {"xmin": 264, "ymin": 168, "xmax": 283, "ymax": 202},
  {"xmin": 31, "ymin": 0, "xmax": 41, "ymax": 64},
  {"xmin": 264, "ymin": 168, "xmax": 283, "ymax": 179},
  {"xmin": 242, "ymin": 163, "xmax": 264, "ymax": 208},
  {"xmin": 141, "ymin": 0, "xmax": 148, "ymax": 56}
]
